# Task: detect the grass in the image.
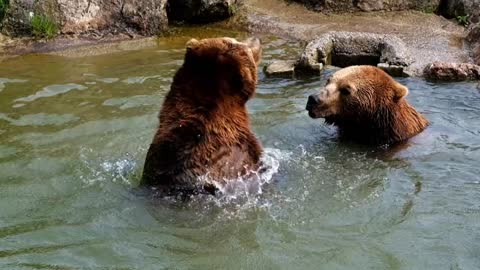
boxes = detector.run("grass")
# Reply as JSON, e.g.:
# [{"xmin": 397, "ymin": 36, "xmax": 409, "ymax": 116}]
[
  {"xmin": 228, "ymin": 4, "xmax": 238, "ymax": 15},
  {"xmin": 456, "ymin": 15, "xmax": 470, "ymax": 27},
  {"xmin": 422, "ymin": 6, "xmax": 436, "ymax": 14},
  {"xmin": 0, "ymin": 0, "xmax": 9, "ymax": 22},
  {"xmin": 31, "ymin": 14, "xmax": 58, "ymax": 39}
]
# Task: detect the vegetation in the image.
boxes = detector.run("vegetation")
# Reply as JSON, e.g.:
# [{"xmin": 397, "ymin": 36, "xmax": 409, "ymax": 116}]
[
  {"xmin": 228, "ymin": 4, "xmax": 238, "ymax": 15},
  {"xmin": 456, "ymin": 15, "xmax": 470, "ymax": 27},
  {"xmin": 0, "ymin": 0, "xmax": 9, "ymax": 22},
  {"xmin": 31, "ymin": 14, "xmax": 58, "ymax": 39},
  {"xmin": 422, "ymin": 6, "xmax": 436, "ymax": 14}
]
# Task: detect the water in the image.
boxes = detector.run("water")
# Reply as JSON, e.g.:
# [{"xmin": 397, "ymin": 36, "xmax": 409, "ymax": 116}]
[{"xmin": 1, "ymin": 30, "xmax": 480, "ymax": 270}]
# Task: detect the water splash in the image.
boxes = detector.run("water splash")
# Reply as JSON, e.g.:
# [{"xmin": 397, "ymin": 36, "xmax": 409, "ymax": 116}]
[
  {"xmin": 211, "ymin": 148, "xmax": 292, "ymax": 200},
  {"xmin": 78, "ymin": 147, "xmax": 138, "ymax": 187}
]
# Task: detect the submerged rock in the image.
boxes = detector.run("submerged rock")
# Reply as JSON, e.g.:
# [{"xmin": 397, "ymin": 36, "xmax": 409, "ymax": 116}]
[
  {"xmin": 264, "ymin": 60, "xmax": 296, "ymax": 77},
  {"xmin": 295, "ymin": 32, "xmax": 411, "ymax": 76},
  {"xmin": 167, "ymin": 0, "xmax": 240, "ymax": 24},
  {"xmin": 424, "ymin": 61, "xmax": 480, "ymax": 81},
  {"xmin": 290, "ymin": 0, "xmax": 440, "ymax": 12}
]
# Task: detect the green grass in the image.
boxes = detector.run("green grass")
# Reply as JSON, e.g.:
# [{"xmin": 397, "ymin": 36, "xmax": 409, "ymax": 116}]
[
  {"xmin": 228, "ymin": 4, "xmax": 238, "ymax": 15},
  {"xmin": 0, "ymin": 0, "xmax": 9, "ymax": 22},
  {"xmin": 31, "ymin": 14, "xmax": 58, "ymax": 39},
  {"xmin": 422, "ymin": 6, "xmax": 436, "ymax": 14},
  {"xmin": 456, "ymin": 15, "xmax": 470, "ymax": 27}
]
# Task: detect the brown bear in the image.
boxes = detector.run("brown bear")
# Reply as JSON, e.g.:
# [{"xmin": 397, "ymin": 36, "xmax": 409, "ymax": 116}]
[
  {"xmin": 306, "ymin": 65, "xmax": 429, "ymax": 145},
  {"xmin": 141, "ymin": 37, "xmax": 263, "ymax": 195}
]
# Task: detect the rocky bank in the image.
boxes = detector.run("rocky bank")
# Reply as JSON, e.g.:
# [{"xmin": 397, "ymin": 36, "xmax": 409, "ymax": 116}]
[
  {"xmin": 1, "ymin": 0, "xmax": 479, "ymax": 79},
  {"xmin": 226, "ymin": 0, "xmax": 479, "ymax": 77},
  {"xmin": 0, "ymin": 0, "xmax": 239, "ymax": 37}
]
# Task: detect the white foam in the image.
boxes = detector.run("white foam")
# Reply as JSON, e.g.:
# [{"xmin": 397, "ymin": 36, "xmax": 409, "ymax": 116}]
[{"xmin": 199, "ymin": 148, "xmax": 293, "ymax": 204}]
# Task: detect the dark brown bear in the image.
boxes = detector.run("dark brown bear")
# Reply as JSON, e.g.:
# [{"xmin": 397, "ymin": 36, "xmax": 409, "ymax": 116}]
[
  {"xmin": 306, "ymin": 66, "xmax": 429, "ymax": 145},
  {"xmin": 141, "ymin": 37, "xmax": 263, "ymax": 194}
]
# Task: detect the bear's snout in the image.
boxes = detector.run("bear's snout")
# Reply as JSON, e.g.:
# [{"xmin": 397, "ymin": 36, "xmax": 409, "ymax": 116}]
[{"xmin": 306, "ymin": 94, "xmax": 321, "ymax": 111}]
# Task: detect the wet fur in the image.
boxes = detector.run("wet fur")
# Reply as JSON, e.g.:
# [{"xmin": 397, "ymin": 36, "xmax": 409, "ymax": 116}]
[
  {"xmin": 325, "ymin": 101, "xmax": 428, "ymax": 145},
  {"xmin": 316, "ymin": 66, "xmax": 429, "ymax": 145},
  {"xmin": 141, "ymin": 38, "xmax": 262, "ymax": 194}
]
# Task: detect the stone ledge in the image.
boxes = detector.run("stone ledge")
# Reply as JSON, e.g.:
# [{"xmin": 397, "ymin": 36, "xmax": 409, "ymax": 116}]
[{"xmin": 295, "ymin": 31, "xmax": 412, "ymax": 76}]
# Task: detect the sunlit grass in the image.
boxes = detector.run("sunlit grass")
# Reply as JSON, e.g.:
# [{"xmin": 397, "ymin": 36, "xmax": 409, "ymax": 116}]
[{"xmin": 31, "ymin": 14, "xmax": 58, "ymax": 39}]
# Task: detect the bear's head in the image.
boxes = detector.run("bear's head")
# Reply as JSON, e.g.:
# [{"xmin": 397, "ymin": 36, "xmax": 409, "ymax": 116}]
[
  {"xmin": 306, "ymin": 66, "xmax": 428, "ymax": 145},
  {"xmin": 173, "ymin": 37, "xmax": 262, "ymax": 105}
]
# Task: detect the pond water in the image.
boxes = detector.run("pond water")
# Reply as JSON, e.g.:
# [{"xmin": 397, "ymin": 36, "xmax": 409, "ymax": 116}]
[{"xmin": 1, "ymin": 29, "xmax": 480, "ymax": 270}]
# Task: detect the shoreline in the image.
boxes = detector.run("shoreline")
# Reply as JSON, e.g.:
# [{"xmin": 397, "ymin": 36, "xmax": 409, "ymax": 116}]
[{"xmin": 0, "ymin": 0, "xmax": 474, "ymax": 77}]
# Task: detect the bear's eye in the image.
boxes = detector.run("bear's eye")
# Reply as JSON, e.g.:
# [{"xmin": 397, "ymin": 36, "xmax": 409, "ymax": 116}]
[{"xmin": 339, "ymin": 86, "xmax": 351, "ymax": 96}]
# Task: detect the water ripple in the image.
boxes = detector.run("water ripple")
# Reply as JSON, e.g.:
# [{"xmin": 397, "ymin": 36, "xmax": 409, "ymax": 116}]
[{"xmin": 14, "ymin": 84, "xmax": 87, "ymax": 103}]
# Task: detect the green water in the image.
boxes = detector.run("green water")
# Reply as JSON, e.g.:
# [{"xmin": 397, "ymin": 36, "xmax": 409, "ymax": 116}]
[{"xmin": 1, "ymin": 30, "xmax": 480, "ymax": 270}]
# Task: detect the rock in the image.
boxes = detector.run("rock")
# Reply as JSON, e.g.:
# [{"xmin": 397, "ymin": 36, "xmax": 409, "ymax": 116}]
[
  {"xmin": 1, "ymin": 0, "xmax": 239, "ymax": 37},
  {"xmin": 437, "ymin": 0, "xmax": 480, "ymax": 19},
  {"xmin": 168, "ymin": 0, "xmax": 239, "ymax": 24},
  {"xmin": 473, "ymin": 46, "xmax": 480, "ymax": 65},
  {"xmin": 1, "ymin": 0, "xmax": 36, "ymax": 36},
  {"xmin": 121, "ymin": 0, "xmax": 169, "ymax": 36},
  {"xmin": 2, "ymin": 0, "xmax": 169, "ymax": 37},
  {"xmin": 377, "ymin": 63, "xmax": 407, "ymax": 77},
  {"xmin": 467, "ymin": 25, "xmax": 480, "ymax": 65},
  {"xmin": 61, "ymin": 0, "xmax": 168, "ymax": 36},
  {"xmin": 264, "ymin": 60, "xmax": 296, "ymax": 77},
  {"xmin": 424, "ymin": 61, "xmax": 480, "ymax": 80},
  {"xmin": 295, "ymin": 32, "xmax": 412, "ymax": 73},
  {"xmin": 291, "ymin": 0, "xmax": 440, "ymax": 12},
  {"xmin": 467, "ymin": 24, "xmax": 480, "ymax": 43}
]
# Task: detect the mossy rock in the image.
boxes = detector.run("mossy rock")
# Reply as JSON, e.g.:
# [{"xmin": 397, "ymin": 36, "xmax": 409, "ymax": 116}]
[{"xmin": 1, "ymin": 0, "xmax": 61, "ymax": 37}]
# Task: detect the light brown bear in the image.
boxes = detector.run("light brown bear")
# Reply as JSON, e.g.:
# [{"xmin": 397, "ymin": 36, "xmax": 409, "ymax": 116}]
[
  {"xmin": 141, "ymin": 37, "xmax": 263, "ymax": 195},
  {"xmin": 306, "ymin": 65, "xmax": 429, "ymax": 145}
]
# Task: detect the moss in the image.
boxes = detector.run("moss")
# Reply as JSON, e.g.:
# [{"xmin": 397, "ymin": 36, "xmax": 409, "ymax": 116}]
[
  {"xmin": 31, "ymin": 14, "xmax": 58, "ymax": 39},
  {"xmin": 0, "ymin": 0, "xmax": 9, "ymax": 22}
]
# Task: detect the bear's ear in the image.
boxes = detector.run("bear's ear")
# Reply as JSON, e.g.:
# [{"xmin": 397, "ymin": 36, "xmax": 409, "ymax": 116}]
[
  {"xmin": 393, "ymin": 82, "xmax": 409, "ymax": 102},
  {"xmin": 185, "ymin": 39, "xmax": 200, "ymax": 52},
  {"xmin": 243, "ymin": 37, "xmax": 262, "ymax": 65}
]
